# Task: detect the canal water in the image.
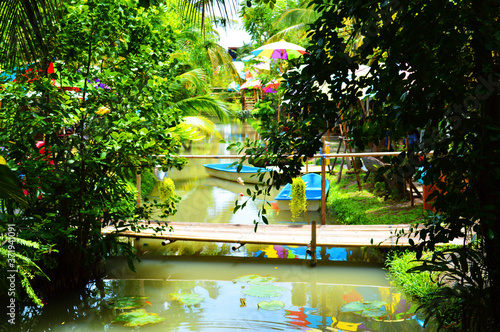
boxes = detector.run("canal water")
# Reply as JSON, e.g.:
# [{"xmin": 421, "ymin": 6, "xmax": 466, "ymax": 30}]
[{"xmin": 18, "ymin": 120, "xmax": 434, "ymax": 331}]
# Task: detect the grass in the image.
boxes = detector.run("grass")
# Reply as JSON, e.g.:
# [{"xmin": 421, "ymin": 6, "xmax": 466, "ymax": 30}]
[
  {"xmin": 385, "ymin": 250, "xmax": 441, "ymax": 303},
  {"xmin": 326, "ymin": 168, "xmax": 425, "ymax": 225}
]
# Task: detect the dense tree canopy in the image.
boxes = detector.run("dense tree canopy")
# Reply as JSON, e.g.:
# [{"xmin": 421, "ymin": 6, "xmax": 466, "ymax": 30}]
[
  {"xmin": 0, "ymin": 0, "xmax": 234, "ymax": 316},
  {"xmin": 236, "ymin": 0, "xmax": 500, "ymax": 329}
]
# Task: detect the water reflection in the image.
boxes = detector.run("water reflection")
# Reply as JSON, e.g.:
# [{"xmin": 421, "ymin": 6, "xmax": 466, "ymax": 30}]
[{"xmin": 19, "ymin": 257, "xmax": 430, "ymax": 331}]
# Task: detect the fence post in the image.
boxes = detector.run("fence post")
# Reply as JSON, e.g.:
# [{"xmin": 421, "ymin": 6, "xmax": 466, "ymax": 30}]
[
  {"xmin": 136, "ymin": 167, "xmax": 141, "ymax": 207},
  {"xmin": 321, "ymin": 137, "xmax": 326, "ymax": 225},
  {"xmin": 310, "ymin": 220, "xmax": 317, "ymax": 267}
]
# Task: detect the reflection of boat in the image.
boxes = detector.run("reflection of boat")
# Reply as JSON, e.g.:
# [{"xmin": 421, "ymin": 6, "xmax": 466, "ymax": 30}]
[
  {"xmin": 203, "ymin": 163, "xmax": 274, "ymax": 184},
  {"xmin": 275, "ymin": 173, "xmax": 330, "ymax": 211},
  {"xmin": 153, "ymin": 166, "xmax": 167, "ymax": 181}
]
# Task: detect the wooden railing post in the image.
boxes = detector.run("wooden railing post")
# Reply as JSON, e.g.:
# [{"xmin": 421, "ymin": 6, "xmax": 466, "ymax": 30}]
[
  {"xmin": 310, "ymin": 220, "xmax": 317, "ymax": 267},
  {"xmin": 321, "ymin": 137, "xmax": 326, "ymax": 225},
  {"xmin": 136, "ymin": 167, "xmax": 141, "ymax": 207}
]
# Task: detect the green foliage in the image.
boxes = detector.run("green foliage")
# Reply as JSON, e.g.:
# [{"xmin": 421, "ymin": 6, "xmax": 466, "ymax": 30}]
[
  {"xmin": 386, "ymin": 250, "xmax": 440, "ymax": 304},
  {"xmin": 0, "ymin": 235, "xmax": 51, "ymax": 306},
  {"xmin": 251, "ymin": 100, "xmax": 276, "ymax": 132},
  {"xmin": 0, "ymin": 0, "xmax": 198, "ymax": 302},
  {"xmin": 241, "ymin": 284, "xmax": 288, "ymax": 297},
  {"xmin": 266, "ymin": 0, "xmax": 500, "ymax": 326},
  {"xmin": 112, "ymin": 308, "xmax": 165, "ymax": 327},
  {"xmin": 233, "ymin": 274, "xmax": 278, "ymax": 284},
  {"xmin": 170, "ymin": 292, "xmax": 204, "ymax": 306},
  {"xmin": 140, "ymin": 168, "xmax": 157, "ymax": 199},
  {"xmin": 290, "ymin": 177, "xmax": 306, "ymax": 221},
  {"xmin": 0, "ymin": 164, "xmax": 28, "ymax": 206},
  {"xmin": 157, "ymin": 178, "xmax": 180, "ymax": 217},
  {"xmin": 158, "ymin": 178, "xmax": 176, "ymax": 201},
  {"xmin": 339, "ymin": 300, "xmax": 388, "ymax": 319},
  {"xmin": 407, "ymin": 246, "xmax": 495, "ymax": 331},
  {"xmin": 258, "ymin": 300, "xmax": 285, "ymax": 311}
]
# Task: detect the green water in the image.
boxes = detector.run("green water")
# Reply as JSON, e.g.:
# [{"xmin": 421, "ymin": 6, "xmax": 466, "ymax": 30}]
[{"xmin": 19, "ymin": 256, "xmax": 431, "ymax": 331}]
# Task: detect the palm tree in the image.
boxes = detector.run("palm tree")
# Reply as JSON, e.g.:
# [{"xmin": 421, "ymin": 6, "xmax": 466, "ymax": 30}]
[
  {"xmin": 0, "ymin": 0, "xmax": 60, "ymax": 73},
  {"xmin": 267, "ymin": 0, "xmax": 319, "ymax": 43},
  {"xmin": 0, "ymin": 0, "xmax": 240, "ymax": 73},
  {"xmin": 169, "ymin": 67, "xmax": 232, "ymax": 146}
]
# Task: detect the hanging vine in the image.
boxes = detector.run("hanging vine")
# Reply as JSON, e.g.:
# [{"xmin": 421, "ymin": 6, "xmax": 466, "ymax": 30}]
[{"xmin": 290, "ymin": 177, "xmax": 306, "ymax": 221}]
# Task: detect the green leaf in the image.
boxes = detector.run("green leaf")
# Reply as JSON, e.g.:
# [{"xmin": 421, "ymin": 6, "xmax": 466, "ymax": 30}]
[
  {"xmin": 340, "ymin": 300, "xmax": 388, "ymax": 319},
  {"xmin": 258, "ymin": 300, "xmax": 285, "ymax": 311},
  {"xmin": 170, "ymin": 293, "xmax": 204, "ymax": 306},
  {"xmin": 0, "ymin": 164, "xmax": 28, "ymax": 205},
  {"xmin": 233, "ymin": 274, "xmax": 278, "ymax": 284},
  {"xmin": 112, "ymin": 309, "xmax": 164, "ymax": 327},
  {"xmin": 241, "ymin": 285, "xmax": 288, "ymax": 297}
]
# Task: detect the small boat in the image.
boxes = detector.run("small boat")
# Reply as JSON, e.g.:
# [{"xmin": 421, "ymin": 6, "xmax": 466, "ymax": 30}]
[
  {"xmin": 203, "ymin": 163, "xmax": 274, "ymax": 184},
  {"xmin": 274, "ymin": 173, "xmax": 330, "ymax": 211}
]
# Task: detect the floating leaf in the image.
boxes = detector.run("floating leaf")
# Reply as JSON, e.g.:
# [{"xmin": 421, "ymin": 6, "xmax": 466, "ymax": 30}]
[
  {"xmin": 233, "ymin": 274, "xmax": 261, "ymax": 283},
  {"xmin": 170, "ymin": 293, "xmax": 204, "ymax": 306},
  {"xmin": 340, "ymin": 301, "xmax": 388, "ymax": 319},
  {"xmin": 251, "ymin": 276, "xmax": 278, "ymax": 284},
  {"xmin": 112, "ymin": 309, "xmax": 164, "ymax": 327},
  {"xmin": 361, "ymin": 308, "xmax": 387, "ymax": 318},
  {"xmin": 233, "ymin": 274, "xmax": 278, "ymax": 284},
  {"xmin": 340, "ymin": 301, "xmax": 365, "ymax": 313},
  {"xmin": 242, "ymin": 285, "xmax": 288, "ymax": 297},
  {"xmin": 258, "ymin": 300, "xmax": 285, "ymax": 311},
  {"xmin": 107, "ymin": 296, "xmax": 148, "ymax": 309}
]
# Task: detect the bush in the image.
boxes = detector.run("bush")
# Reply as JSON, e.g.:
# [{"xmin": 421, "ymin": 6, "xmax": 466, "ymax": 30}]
[{"xmin": 386, "ymin": 250, "xmax": 440, "ymax": 302}]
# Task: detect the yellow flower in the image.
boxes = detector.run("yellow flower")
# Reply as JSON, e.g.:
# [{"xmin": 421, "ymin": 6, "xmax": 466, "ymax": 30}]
[{"xmin": 96, "ymin": 106, "xmax": 110, "ymax": 116}]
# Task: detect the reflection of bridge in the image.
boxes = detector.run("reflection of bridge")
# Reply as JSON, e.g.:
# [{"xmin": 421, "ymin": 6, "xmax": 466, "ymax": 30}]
[{"xmin": 101, "ymin": 221, "xmax": 442, "ymax": 248}]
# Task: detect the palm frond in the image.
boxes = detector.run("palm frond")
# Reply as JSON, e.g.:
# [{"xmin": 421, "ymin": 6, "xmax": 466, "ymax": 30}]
[
  {"xmin": 168, "ymin": 95, "xmax": 232, "ymax": 123},
  {"xmin": 0, "ymin": 0, "xmax": 60, "ymax": 72},
  {"xmin": 267, "ymin": 24, "xmax": 309, "ymax": 43},
  {"xmin": 176, "ymin": 68, "xmax": 208, "ymax": 91},
  {"xmin": 0, "ymin": 235, "xmax": 41, "ymax": 249},
  {"xmin": 182, "ymin": 116, "xmax": 222, "ymax": 140},
  {"xmin": 206, "ymin": 43, "xmax": 242, "ymax": 83},
  {"xmin": 180, "ymin": 0, "xmax": 239, "ymax": 30},
  {"xmin": 0, "ymin": 164, "xmax": 28, "ymax": 206}
]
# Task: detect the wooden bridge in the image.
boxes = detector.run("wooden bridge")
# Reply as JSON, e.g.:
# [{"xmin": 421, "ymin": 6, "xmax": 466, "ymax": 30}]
[{"xmin": 101, "ymin": 222, "xmax": 434, "ymax": 248}]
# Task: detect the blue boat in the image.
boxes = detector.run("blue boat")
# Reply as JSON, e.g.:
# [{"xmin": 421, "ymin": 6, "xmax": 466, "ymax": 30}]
[
  {"xmin": 203, "ymin": 163, "xmax": 274, "ymax": 184},
  {"xmin": 275, "ymin": 173, "xmax": 330, "ymax": 211}
]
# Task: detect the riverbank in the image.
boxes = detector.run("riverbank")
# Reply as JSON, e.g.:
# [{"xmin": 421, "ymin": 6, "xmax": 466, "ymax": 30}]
[{"xmin": 325, "ymin": 168, "xmax": 425, "ymax": 225}]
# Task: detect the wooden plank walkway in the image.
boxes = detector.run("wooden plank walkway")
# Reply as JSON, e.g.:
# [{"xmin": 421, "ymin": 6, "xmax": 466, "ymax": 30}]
[{"xmin": 101, "ymin": 222, "xmax": 437, "ymax": 248}]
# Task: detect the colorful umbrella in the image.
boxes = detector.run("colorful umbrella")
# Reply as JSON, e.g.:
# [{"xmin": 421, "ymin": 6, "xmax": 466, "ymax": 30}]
[
  {"xmin": 263, "ymin": 79, "xmax": 281, "ymax": 93},
  {"xmin": 251, "ymin": 40, "xmax": 308, "ymax": 60},
  {"xmin": 240, "ymin": 78, "xmax": 262, "ymax": 90}
]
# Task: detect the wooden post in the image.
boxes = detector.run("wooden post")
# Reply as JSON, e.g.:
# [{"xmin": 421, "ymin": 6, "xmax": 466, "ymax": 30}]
[
  {"xmin": 136, "ymin": 168, "xmax": 141, "ymax": 207},
  {"xmin": 310, "ymin": 220, "xmax": 317, "ymax": 267},
  {"xmin": 321, "ymin": 137, "xmax": 326, "ymax": 225}
]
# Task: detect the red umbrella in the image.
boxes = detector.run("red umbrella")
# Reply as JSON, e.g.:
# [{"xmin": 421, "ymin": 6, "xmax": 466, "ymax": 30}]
[
  {"xmin": 240, "ymin": 78, "xmax": 262, "ymax": 90},
  {"xmin": 263, "ymin": 79, "xmax": 280, "ymax": 93}
]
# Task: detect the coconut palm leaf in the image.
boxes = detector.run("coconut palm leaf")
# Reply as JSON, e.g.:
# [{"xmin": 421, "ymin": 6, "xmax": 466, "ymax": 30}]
[
  {"xmin": 0, "ymin": 164, "xmax": 28, "ymax": 206},
  {"xmin": 175, "ymin": 68, "xmax": 209, "ymax": 93},
  {"xmin": 176, "ymin": 26, "xmax": 243, "ymax": 83},
  {"xmin": 206, "ymin": 41, "xmax": 242, "ymax": 83},
  {"xmin": 181, "ymin": 0, "xmax": 239, "ymax": 30},
  {"xmin": 0, "ymin": 0, "xmax": 60, "ymax": 72},
  {"xmin": 267, "ymin": 0, "xmax": 318, "ymax": 43},
  {"xmin": 182, "ymin": 116, "xmax": 222, "ymax": 140},
  {"xmin": 168, "ymin": 95, "xmax": 232, "ymax": 123}
]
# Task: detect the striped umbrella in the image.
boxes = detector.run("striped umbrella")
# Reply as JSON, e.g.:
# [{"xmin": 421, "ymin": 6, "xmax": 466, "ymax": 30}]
[{"xmin": 251, "ymin": 40, "xmax": 307, "ymax": 60}]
